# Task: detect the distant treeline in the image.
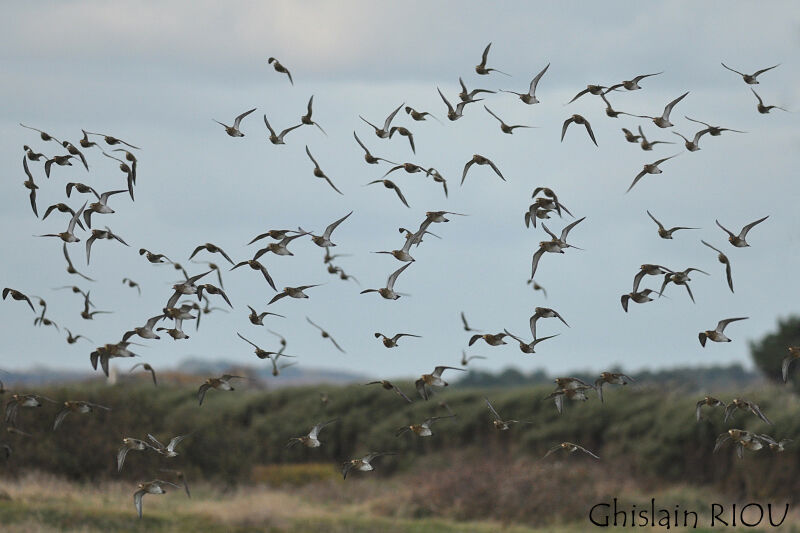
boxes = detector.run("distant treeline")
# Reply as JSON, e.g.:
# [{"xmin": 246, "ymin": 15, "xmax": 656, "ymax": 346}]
[
  {"xmin": 456, "ymin": 363, "xmax": 761, "ymax": 391},
  {"xmin": 0, "ymin": 379, "xmax": 796, "ymax": 499}
]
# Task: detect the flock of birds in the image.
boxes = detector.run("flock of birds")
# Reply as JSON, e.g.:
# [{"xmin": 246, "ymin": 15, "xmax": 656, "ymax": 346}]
[{"xmin": 1, "ymin": 42, "xmax": 796, "ymax": 518}]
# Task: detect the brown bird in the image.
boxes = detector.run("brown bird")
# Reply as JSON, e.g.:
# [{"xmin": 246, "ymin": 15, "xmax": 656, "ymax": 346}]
[
  {"xmin": 415, "ymin": 366, "xmax": 465, "ymax": 400},
  {"xmin": 561, "ymin": 115, "xmax": 597, "ymax": 146},
  {"xmin": 305, "ymin": 145, "xmax": 343, "ymax": 194},
  {"xmin": 646, "ymin": 210, "xmax": 698, "ymax": 239},
  {"xmin": 231, "ymin": 259, "xmax": 277, "ymax": 291},
  {"xmin": 197, "ymin": 374, "xmax": 246, "ymax": 405},
  {"xmin": 129, "ymin": 363, "xmax": 158, "ymax": 386},
  {"xmin": 263, "ymin": 115, "xmax": 302, "ymax": 144},
  {"xmin": 696, "ymin": 396, "xmax": 725, "ymax": 421},
  {"xmin": 300, "ymin": 95, "xmax": 326, "ymax": 135},
  {"xmin": 353, "ymin": 131, "xmax": 397, "ymax": 165},
  {"xmin": 699, "ymin": 317, "xmax": 748, "ymax": 347},
  {"xmin": 462, "ymin": 154, "xmax": 505, "ymax": 185},
  {"xmin": 474, "ymin": 42, "xmax": 509, "ymax": 76},
  {"xmin": 751, "ymin": 89, "xmax": 788, "ymax": 114},
  {"xmin": 22, "ymin": 156, "xmax": 39, "ymax": 217},
  {"xmin": 62, "ymin": 243, "xmax": 96, "ymax": 280},
  {"xmin": 715, "ymin": 216, "xmax": 768, "ymax": 247},
  {"xmin": 2, "ymin": 288, "xmax": 36, "ymax": 313},
  {"xmin": 307, "ymin": 317, "xmax": 345, "ymax": 353},
  {"xmin": 267, "ymin": 57, "xmax": 293, "ymax": 84},
  {"xmin": 359, "ymin": 103, "xmax": 404, "ymax": 138},
  {"xmin": 365, "ymin": 380, "xmax": 412, "ymax": 403},
  {"xmin": 626, "ymin": 155, "xmax": 679, "ymax": 193},
  {"xmin": 500, "ymin": 63, "xmax": 549, "ymax": 104},
  {"xmin": 374, "ymin": 332, "xmax": 421, "ymax": 348},
  {"xmin": 268, "ymin": 284, "xmax": 321, "ymax": 305},
  {"xmin": 468, "ymin": 332, "xmax": 507, "ymax": 347},
  {"xmin": 721, "ymin": 62, "xmax": 779, "ymax": 84},
  {"xmin": 701, "ymin": 240, "xmax": 734, "ymax": 292},
  {"xmin": 189, "ymin": 243, "xmax": 234, "ymax": 265},
  {"xmin": 484, "ymin": 105, "xmax": 532, "ymax": 134}
]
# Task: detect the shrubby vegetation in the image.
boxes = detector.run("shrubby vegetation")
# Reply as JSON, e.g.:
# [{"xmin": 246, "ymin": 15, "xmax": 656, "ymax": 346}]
[
  {"xmin": 750, "ymin": 315, "xmax": 800, "ymax": 387},
  {"xmin": 1, "ymin": 377, "xmax": 797, "ymax": 501}
]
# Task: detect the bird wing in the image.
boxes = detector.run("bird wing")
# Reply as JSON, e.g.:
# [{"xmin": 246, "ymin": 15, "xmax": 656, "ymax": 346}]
[
  {"xmin": 725, "ymin": 262, "xmax": 734, "ymax": 293},
  {"xmin": 529, "ymin": 63, "xmax": 550, "ymax": 95},
  {"xmin": 197, "ymin": 383, "xmax": 211, "ymax": 405},
  {"xmin": 117, "ymin": 446, "xmax": 131, "ymax": 472},
  {"xmin": 576, "ymin": 445, "xmax": 600, "ymax": 459},
  {"xmin": 530, "ymin": 247, "xmax": 545, "ymax": 279},
  {"xmin": 432, "ymin": 365, "xmax": 464, "ymax": 378},
  {"xmin": 560, "ymin": 117, "xmax": 574, "ymax": 142},
  {"xmin": 323, "ymin": 211, "xmax": 353, "ymax": 240},
  {"xmin": 750, "ymin": 403, "xmax": 772, "ymax": 425},
  {"xmin": 262, "ymin": 115, "xmax": 276, "ymax": 136},
  {"xmin": 392, "ymin": 183, "xmax": 410, "ymax": 208},
  {"xmin": 133, "ymin": 489, "xmax": 146, "ymax": 518},
  {"xmin": 753, "ymin": 64, "xmax": 780, "ymax": 77},
  {"xmin": 739, "ymin": 215, "xmax": 769, "ymax": 239},
  {"xmin": 392, "ymin": 384, "xmax": 412, "ymax": 403},
  {"xmin": 233, "ymin": 107, "xmax": 256, "ymax": 129},
  {"xmin": 167, "ymin": 435, "xmax": 187, "ymax": 452},
  {"xmin": 560, "ymin": 217, "xmax": 585, "ymax": 241},
  {"xmin": 721, "ymin": 62, "xmax": 745, "ymax": 77},
  {"xmin": 662, "ymin": 91, "xmax": 689, "ymax": 120},
  {"xmin": 626, "ymin": 169, "xmax": 648, "ymax": 194},
  {"xmin": 437, "ymin": 88, "xmax": 454, "ymax": 114},
  {"xmin": 567, "ymin": 87, "xmax": 591, "ymax": 104},
  {"xmin": 717, "ymin": 317, "xmax": 748, "ymax": 332},
  {"xmin": 782, "ymin": 356, "xmax": 793, "ymax": 383},
  {"xmin": 415, "ymin": 379, "xmax": 428, "ymax": 400},
  {"xmin": 485, "ymin": 397, "xmax": 502, "ymax": 421},
  {"xmin": 382, "ymin": 103, "xmax": 404, "ymax": 131},
  {"xmin": 353, "ymin": 131, "xmax": 370, "ymax": 154},
  {"xmin": 386, "ymin": 262, "xmax": 412, "ymax": 290},
  {"xmin": 323, "ymin": 176, "xmax": 344, "ymax": 195},
  {"xmin": 647, "ymin": 210, "xmax": 665, "ymax": 231},
  {"xmin": 479, "ymin": 42, "xmax": 491, "ymax": 67},
  {"xmin": 267, "ymin": 290, "xmax": 290, "ymax": 304},
  {"xmin": 486, "ymin": 158, "xmax": 505, "ymax": 181}
]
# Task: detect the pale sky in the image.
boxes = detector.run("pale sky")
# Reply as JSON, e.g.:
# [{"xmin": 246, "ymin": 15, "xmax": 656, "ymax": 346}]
[{"xmin": 1, "ymin": 1, "xmax": 798, "ymax": 379}]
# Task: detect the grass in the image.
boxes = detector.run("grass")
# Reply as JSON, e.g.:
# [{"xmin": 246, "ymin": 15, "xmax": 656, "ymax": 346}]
[{"xmin": 2, "ymin": 471, "xmax": 800, "ymax": 532}]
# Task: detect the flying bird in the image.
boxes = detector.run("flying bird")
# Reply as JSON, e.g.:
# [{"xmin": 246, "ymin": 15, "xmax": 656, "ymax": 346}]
[
  {"xmin": 626, "ymin": 154, "xmax": 680, "ymax": 193},
  {"xmin": 415, "ymin": 366, "xmax": 465, "ymax": 400},
  {"xmin": 750, "ymin": 89, "xmax": 788, "ymax": 114},
  {"xmin": 500, "ymin": 63, "xmax": 549, "ymax": 104},
  {"xmin": 462, "ymin": 154, "xmax": 505, "ymax": 184},
  {"xmin": 300, "ymin": 96, "xmax": 326, "ymax": 134},
  {"xmin": 715, "ymin": 216, "xmax": 768, "ymax": 247},
  {"xmin": 475, "ymin": 42, "xmax": 509, "ymax": 76},
  {"xmin": 305, "ymin": 145, "xmax": 343, "ymax": 194},
  {"xmin": 483, "ymin": 105, "xmax": 532, "ymax": 134},
  {"xmin": 699, "ymin": 317, "xmax": 749, "ymax": 347},
  {"xmin": 634, "ymin": 91, "xmax": 689, "ymax": 128},
  {"xmin": 359, "ymin": 103, "xmax": 404, "ymax": 139},
  {"xmin": 360, "ymin": 262, "xmax": 412, "ymax": 300},
  {"xmin": 307, "ymin": 317, "xmax": 345, "ymax": 353},
  {"xmin": 263, "ymin": 115, "xmax": 302, "ymax": 145},
  {"xmin": 701, "ymin": 240, "xmax": 735, "ymax": 292},
  {"xmin": 646, "ymin": 210, "xmax": 698, "ymax": 239},
  {"xmin": 213, "ymin": 107, "xmax": 256, "ymax": 137},
  {"xmin": 561, "ymin": 115, "xmax": 597, "ymax": 146},
  {"xmin": 721, "ymin": 62, "xmax": 779, "ymax": 84},
  {"xmin": 365, "ymin": 380, "xmax": 413, "ymax": 402},
  {"xmin": 267, "ymin": 57, "xmax": 293, "ymax": 84}
]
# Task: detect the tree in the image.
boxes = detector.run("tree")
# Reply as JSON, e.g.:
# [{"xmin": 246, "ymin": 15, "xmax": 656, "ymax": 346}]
[{"xmin": 749, "ymin": 315, "xmax": 800, "ymax": 387}]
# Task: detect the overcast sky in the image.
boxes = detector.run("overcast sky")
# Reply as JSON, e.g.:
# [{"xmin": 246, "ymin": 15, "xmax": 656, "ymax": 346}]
[{"xmin": 1, "ymin": 1, "xmax": 798, "ymax": 380}]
